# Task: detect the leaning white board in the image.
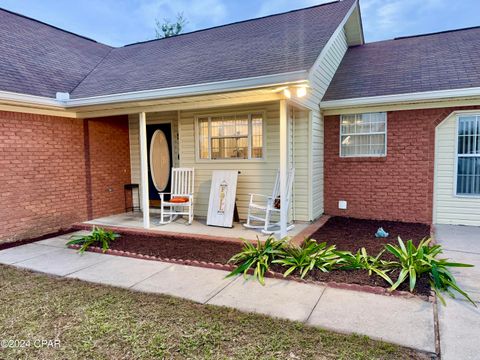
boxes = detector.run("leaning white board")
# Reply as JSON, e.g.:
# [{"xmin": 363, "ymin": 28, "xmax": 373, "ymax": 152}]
[{"xmin": 207, "ymin": 170, "xmax": 238, "ymax": 228}]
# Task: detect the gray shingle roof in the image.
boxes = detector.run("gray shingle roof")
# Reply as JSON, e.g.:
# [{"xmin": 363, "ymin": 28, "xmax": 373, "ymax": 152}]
[
  {"xmin": 323, "ymin": 26, "xmax": 480, "ymax": 101},
  {"xmin": 70, "ymin": 0, "xmax": 355, "ymax": 98},
  {"xmin": 0, "ymin": 9, "xmax": 112, "ymax": 98},
  {"xmin": 0, "ymin": 0, "xmax": 355, "ymax": 99}
]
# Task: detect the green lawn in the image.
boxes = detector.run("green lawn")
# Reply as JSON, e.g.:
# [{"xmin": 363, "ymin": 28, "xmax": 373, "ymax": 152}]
[{"xmin": 0, "ymin": 265, "xmax": 429, "ymax": 359}]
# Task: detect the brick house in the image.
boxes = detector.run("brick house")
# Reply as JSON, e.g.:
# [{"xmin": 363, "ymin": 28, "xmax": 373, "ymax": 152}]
[{"xmin": 1, "ymin": 0, "xmax": 479, "ymax": 243}]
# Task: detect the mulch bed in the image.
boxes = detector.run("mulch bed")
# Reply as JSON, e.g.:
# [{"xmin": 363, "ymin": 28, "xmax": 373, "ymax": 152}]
[
  {"xmin": 305, "ymin": 216, "xmax": 431, "ymax": 257},
  {"xmin": 106, "ymin": 233, "xmax": 242, "ymax": 264},
  {"xmin": 288, "ymin": 216, "xmax": 432, "ymax": 296},
  {"xmin": 69, "ymin": 216, "xmax": 432, "ymax": 297}
]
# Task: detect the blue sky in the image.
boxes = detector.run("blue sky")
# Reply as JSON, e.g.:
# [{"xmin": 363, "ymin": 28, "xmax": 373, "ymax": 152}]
[{"xmin": 0, "ymin": 0, "xmax": 479, "ymax": 46}]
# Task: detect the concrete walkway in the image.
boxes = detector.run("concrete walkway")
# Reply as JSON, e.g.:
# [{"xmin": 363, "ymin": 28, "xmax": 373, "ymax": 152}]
[
  {"xmin": 0, "ymin": 231, "xmax": 436, "ymax": 354},
  {"xmin": 435, "ymin": 225, "xmax": 480, "ymax": 360}
]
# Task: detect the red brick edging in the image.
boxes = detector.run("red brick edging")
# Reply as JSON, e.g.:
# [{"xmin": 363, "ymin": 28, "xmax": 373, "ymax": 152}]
[{"xmin": 68, "ymin": 243, "xmax": 434, "ymax": 303}]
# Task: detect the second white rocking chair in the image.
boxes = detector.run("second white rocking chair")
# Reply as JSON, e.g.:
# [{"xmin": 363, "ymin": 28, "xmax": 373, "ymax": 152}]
[
  {"xmin": 159, "ymin": 168, "xmax": 194, "ymax": 225},
  {"xmin": 244, "ymin": 168, "xmax": 295, "ymax": 234}
]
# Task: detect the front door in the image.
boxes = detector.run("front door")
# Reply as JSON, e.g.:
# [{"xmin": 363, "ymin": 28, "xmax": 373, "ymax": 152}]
[{"xmin": 147, "ymin": 123, "xmax": 172, "ymax": 207}]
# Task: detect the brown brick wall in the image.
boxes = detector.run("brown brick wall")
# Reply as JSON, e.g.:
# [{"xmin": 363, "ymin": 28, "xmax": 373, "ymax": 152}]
[
  {"xmin": 324, "ymin": 107, "xmax": 480, "ymax": 224},
  {"xmin": 87, "ymin": 116, "xmax": 131, "ymax": 219},
  {"xmin": 0, "ymin": 111, "xmax": 130, "ymax": 243}
]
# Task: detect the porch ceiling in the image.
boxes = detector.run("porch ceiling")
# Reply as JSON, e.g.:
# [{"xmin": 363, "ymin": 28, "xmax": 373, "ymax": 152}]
[{"xmin": 73, "ymin": 88, "xmax": 287, "ymax": 119}]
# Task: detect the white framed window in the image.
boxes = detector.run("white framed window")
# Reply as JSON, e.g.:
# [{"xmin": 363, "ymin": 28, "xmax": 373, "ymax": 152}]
[
  {"xmin": 196, "ymin": 112, "xmax": 264, "ymax": 160},
  {"xmin": 340, "ymin": 112, "xmax": 387, "ymax": 157},
  {"xmin": 456, "ymin": 115, "xmax": 480, "ymax": 196}
]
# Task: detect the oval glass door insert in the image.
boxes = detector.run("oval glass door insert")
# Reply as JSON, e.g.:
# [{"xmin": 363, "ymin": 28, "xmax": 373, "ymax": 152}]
[{"xmin": 149, "ymin": 129, "xmax": 170, "ymax": 192}]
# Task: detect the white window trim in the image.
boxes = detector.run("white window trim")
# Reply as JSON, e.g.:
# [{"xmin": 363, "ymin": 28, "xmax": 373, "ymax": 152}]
[
  {"xmin": 454, "ymin": 114, "xmax": 480, "ymax": 198},
  {"xmin": 339, "ymin": 113, "xmax": 388, "ymax": 158},
  {"xmin": 194, "ymin": 110, "xmax": 267, "ymax": 162}
]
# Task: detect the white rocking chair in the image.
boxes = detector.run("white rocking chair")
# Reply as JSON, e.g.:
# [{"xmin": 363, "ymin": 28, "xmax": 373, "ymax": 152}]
[
  {"xmin": 159, "ymin": 168, "xmax": 195, "ymax": 225},
  {"xmin": 244, "ymin": 168, "xmax": 295, "ymax": 234}
]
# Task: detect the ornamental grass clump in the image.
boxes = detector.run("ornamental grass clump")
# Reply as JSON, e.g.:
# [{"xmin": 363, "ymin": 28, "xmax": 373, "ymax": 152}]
[
  {"xmin": 227, "ymin": 234, "xmax": 476, "ymax": 307},
  {"xmin": 227, "ymin": 236, "xmax": 286, "ymax": 285},
  {"xmin": 67, "ymin": 226, "xmax": 120, "ymax": 254},
  {"xmin": 385, "ymin": 237, "xmax": 476, "ymax": 306},
  {"xmin": 273, "ymin": 239, "xmax": 340, "ymax": 278},
  {"xmin": 335, "ymin": 248, "xmax": 394, "ymax": 286}
]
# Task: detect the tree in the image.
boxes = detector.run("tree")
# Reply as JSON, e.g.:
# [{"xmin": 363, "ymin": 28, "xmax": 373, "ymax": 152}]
[{"xmin": 155, "ymin": 13, "xmax": 187, "ymax": 39}]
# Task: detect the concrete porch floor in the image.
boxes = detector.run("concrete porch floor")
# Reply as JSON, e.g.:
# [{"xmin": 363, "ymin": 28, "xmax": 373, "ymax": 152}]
[{"xmin": 84, "ymin": 212, "xmax": 308, "ymax": 241}]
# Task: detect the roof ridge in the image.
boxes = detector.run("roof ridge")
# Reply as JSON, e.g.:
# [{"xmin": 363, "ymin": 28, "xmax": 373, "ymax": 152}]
[
  {"xmin": 123, "ymin": 0, "xmax": 346, "ymax": 47},
  {"xmin": 394, "ymin": 25, "xmax": 480, "ymax": 40},
  {"xmin": 0, "ymin": 7, "xmax": 111, "ymax": 47}
]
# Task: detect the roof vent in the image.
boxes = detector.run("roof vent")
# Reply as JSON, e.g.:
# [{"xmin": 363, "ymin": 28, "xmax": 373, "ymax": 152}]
[{"xmin": 56, "ymin": 92, "xmax": 70, "ymax": 101}]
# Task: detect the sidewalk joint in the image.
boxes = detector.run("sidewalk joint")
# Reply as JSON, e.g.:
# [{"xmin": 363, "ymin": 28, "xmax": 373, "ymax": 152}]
[
  {"xmin": 204, "ymin": 275, "xmax": 240, "ymax": 304},
  {"xmin": 305, "ymin": 286, "xmax": 326, "ymax": 323},
  {"xmin": 128, "ymin": 263, "xmax": 173, "ymax": 289}
]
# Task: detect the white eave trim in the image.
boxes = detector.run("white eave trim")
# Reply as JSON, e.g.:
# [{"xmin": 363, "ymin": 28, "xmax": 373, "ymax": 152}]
[
  {"xmin": 321, "ymin": 87, "xmax": 480, "ymax": 109},
  {"xmin": 0, "ymin": 71, "xmax": 308, "ymax": 109},
  {"xmin": 0, "ymin": 90, "xmax": 60, "ymax": 107},
  {"xmin": 66, "ymin": 70, "xmax": 308, "ymax": 107}
]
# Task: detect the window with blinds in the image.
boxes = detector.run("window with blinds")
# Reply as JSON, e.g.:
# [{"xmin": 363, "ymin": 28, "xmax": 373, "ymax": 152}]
[
  {"xmin": 457, "ymin": 115, "xmax": 480, "ymax": 196},
  {"xmin": 340, "ymin": 112, "xmax": 387, "ymax": 157},
  {"xmin": 197, "ymin": 113, "xmax": 264, "ymax": 160}
]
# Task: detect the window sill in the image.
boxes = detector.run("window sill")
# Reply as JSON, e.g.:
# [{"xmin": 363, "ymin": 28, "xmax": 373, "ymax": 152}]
[
  {"xmin": 337, "ymin": 156, "xmax": 387, "ymax": 163},
  {"xmin": 455, "ymin": 194, "xmax": 480, "ymax": 199}
]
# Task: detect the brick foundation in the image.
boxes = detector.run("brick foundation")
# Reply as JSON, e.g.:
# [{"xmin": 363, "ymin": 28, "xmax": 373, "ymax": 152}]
[
  {"xmin": 0, "ymin": 111, "xmax": 130, "ymax": 243},
  {"xmin": 324, "ymin": 106, "xmax": 480, "ymax": 224}
]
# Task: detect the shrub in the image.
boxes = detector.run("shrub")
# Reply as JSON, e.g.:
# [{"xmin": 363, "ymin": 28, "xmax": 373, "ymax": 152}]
[
  {"xmin": 274, "ymin": 239, "xmax": 340, "ymax": 278},
  {"xmin": 335, "ymin": 248, "xmax": 394, "ymax": 286},
  {"xmin": 385, "ymin": 237, "xmax": 476, "ymax": 306},
  {"xmin": 67, "ymin": 226, "xmax": 120, "ymax": 254},
  {"xmin": 227, "ymin": 236, "xmax": 286, "ymax": 285}
]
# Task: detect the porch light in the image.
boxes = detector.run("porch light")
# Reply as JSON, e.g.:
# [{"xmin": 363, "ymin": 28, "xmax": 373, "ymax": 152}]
[
  {"xmin": 296, "ymin": 86, "xmax": 307, "ymax": 98},
  {"xmin": 283, "ymin": 88, "xmax": 292, "ymax": 98}
]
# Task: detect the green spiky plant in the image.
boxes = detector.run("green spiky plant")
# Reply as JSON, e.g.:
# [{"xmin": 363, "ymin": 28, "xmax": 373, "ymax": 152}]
[
  {"xmin": 273, "ymin": 239, "xmax": 340, "ymax": 278},
  {"xmin": 67, "ymin": 226, "xmax": 120, "ymax": 254},
  {"xmin": 385, "ymin": 237, "xmax": 476, "ymax": 306},
  {"xmin": 335, "ymin": 248, "xmax": 394, "ymax": 286},
  {"xmin": 227, "ymin": 236, "xmax": 286, "ymax": 285}
]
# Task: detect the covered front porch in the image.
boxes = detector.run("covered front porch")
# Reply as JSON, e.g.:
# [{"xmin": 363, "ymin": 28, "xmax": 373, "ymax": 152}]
[
  {"xmin": 76, "ymin": 85, "xmax": 323, "ymax": 239},
  {"xmin": 84, "ymin": 212, "xmax": 309, "ymax": 241}
]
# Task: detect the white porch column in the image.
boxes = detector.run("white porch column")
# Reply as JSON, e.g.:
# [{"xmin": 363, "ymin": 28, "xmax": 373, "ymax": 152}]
[
  {"xmin": 279, "ymin": 99, "xmax": 288, "ymax": 238},
  {"xmin": 139, "ymin": 112, "xmax": 150, "ymax": 228}
]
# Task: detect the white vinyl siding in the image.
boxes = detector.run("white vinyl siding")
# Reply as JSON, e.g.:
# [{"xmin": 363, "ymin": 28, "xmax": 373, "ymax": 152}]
[
  {"xmin": 296, "ymin": 27, "xmax": 348, "ymax": 220},
  {"xmin": 178, "ymin": 102, "xmax": 310, "ymax": 221},
  {"xmin": 434, "ymin": 112, "xmax": 480, "ymax": 226},
  {"xmin": 311, "ymin": 109, "xmax": 324, "ymax": 220},
  {"xmin": 297, "ymin": 28, "xmax": 348, "ymax": 110},
  {"xmin": 290, "ymin": 107, "xmax": 310, "ymax": 221}
]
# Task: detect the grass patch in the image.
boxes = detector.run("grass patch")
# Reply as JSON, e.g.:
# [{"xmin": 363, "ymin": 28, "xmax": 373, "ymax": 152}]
[{"xmin": 0, "ymin": 265, "xmax": 430, "ymax": 359}]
